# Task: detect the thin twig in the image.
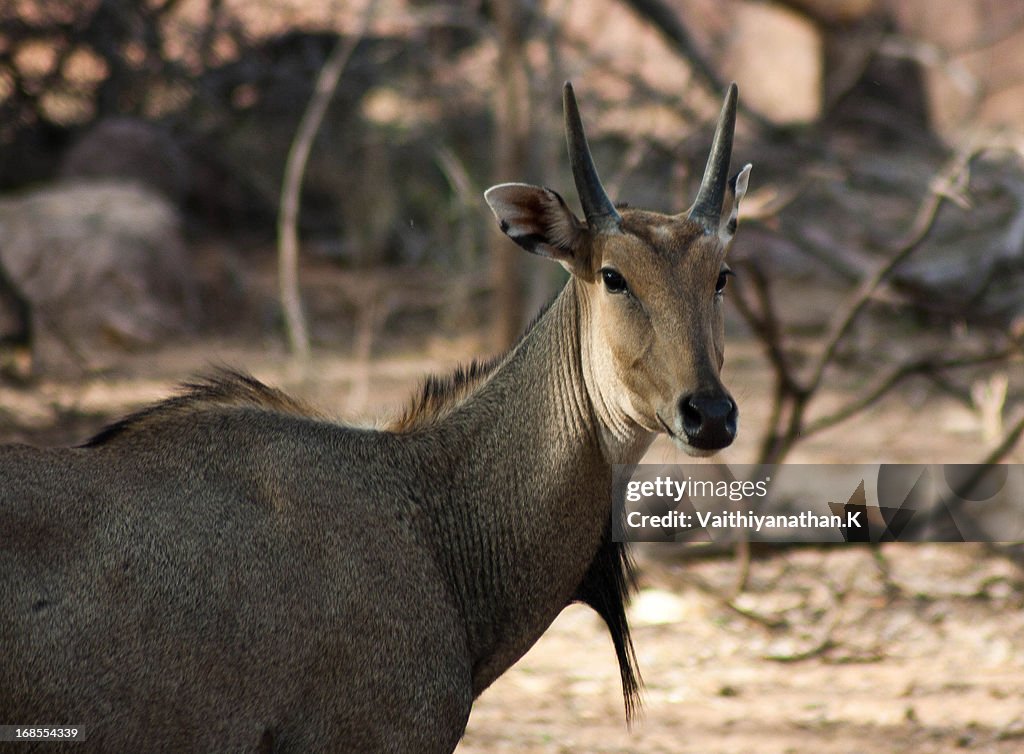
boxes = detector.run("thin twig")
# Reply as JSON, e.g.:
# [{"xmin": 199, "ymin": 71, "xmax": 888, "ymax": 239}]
[
  {"xmin": 729, "ymin": 539, "xmax": 752, "ymax": 599},
  {"xmin": 731, "ymin": 262, "xmax": 800, "ymax": 394},
  {"xmin": 979, "ymin": 410, "xmax": 1024, "ymax": 466},
  {"xmin": 805, "ymin": 348, "xmax": 1017, "ymax": 437},
  {"xmin": 277, "ymin": 5, "xmax": 374, "ymax": 361},
  {"xmin": 680, "ymin": 572, "xmax": 788, "ymax": 630},
  {"xmin": 764, "ymin": 561, "xmax": 859, "ymax": 663},
  {"xmin": 765, "ymin": 636, "xmax": 837, "ymax": 664}
]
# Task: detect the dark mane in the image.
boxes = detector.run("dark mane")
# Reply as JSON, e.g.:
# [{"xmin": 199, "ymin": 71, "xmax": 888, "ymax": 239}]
[
  {"xmin": 388, "ymin": 356, "xmax": 503, "ymax": 432},
  {"xmin": 84, "ymin": 369, "xmax": 320, "ymax": 447},
  {"xmin": 390, "ymin": 295, "xmax": 559, "ymax": 433}
]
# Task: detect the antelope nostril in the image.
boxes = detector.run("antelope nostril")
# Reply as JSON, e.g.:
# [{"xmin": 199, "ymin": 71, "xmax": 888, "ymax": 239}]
[
  {"xmin": 681, "ymin": 399, "xmax": 703, "ymax": 436},
  {"xmin": 679, "ymin": 392, "xmax": 738, "ymax": 449}
]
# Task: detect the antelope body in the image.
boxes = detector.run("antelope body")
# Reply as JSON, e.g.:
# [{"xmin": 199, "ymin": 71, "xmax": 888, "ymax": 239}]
[{"xmin": 0, "ymin": 84, "xmax": 750, "ymax": 752}]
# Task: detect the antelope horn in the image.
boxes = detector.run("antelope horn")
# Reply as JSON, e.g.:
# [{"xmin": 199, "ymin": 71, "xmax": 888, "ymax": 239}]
[
  {"xmin": 563, "ymin": 82, "xmax": 621, "ymax": 233},
  {"xmin": 688, "ymin": 83, "xmax": 738, "ymax": 233}
]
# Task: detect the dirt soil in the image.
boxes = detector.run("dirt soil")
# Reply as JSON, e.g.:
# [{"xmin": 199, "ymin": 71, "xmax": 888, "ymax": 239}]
[
  {"xmin": 1, "ymin": 322, "xmax": 1022, "ymax": 754},
  {"xmin": 460, "ymin": 544, "xmax": 1024, "ymax": 754}
]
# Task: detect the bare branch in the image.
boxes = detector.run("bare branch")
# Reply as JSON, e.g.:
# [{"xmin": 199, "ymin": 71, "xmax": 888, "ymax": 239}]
[
  {"xmin": 978, "ymin": 410, "xmax": 1024, "ymax": 466},
  {"xmin": 616, "ymin": 0, "xmax": 774, "ymax": 131},
  {"xmin": 277, "ymin": 6, "xmax": 374, "ymax": 361},
  {"xmin": 616, "ymin": 0, "xmax": 723, "ymax": 90},
  {"xmin": 803, "ymin": 145, "xmax": 978, "ymax": 399},
  {"xmin": 679, "ymin": 571, "xmax": 789, "ymax": 630},
  {"xmin": 731, "ymin": 262, "xmax": 801, "ymax": 396},
  {"xmin": 805, "ymin": 348, "xmax": 1018, "ymax": 437},
  {"xmin": 733, "ymin": 134, "xmax": 1020, "ymax": 468}
]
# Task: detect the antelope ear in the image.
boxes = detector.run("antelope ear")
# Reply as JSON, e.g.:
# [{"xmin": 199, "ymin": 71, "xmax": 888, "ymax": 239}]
[
  {"xmin": 485, "ymin": 183, "xmax": 586, "ymax": 270},
  {"xmin": 719, "ymin": 164, "xmax": 751, "ymax": 245}
]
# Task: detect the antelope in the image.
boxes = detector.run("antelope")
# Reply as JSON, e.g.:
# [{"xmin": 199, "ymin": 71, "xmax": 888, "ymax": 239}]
[{"xmin": 0, "ymin": 83, "xmax": 750, "ymax": 752}]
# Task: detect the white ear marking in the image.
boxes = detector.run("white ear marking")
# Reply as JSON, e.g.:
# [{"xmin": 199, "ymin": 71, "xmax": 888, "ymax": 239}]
[
  {"xmin": 721, "ymin": 163, "xmax": 752, "ymax": 241},
  {"xmin": 734, "ymin": 163, "xmax": 751, "ymax": 203}
]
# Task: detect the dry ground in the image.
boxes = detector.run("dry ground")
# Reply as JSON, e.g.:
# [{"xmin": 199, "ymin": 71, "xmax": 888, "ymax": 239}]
[
  {"xmin": 1, "ymin": 321, "xmax": 1022, "ymax": 754},
  {"xmin": 460, "ymin": 544, "xmax": 1024, "ymax": 754}
]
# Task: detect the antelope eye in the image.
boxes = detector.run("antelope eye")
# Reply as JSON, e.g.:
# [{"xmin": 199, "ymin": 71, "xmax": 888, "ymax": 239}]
[
  {"xmin": 601, "ymin": 268, "xmax": 628, "ymax": 294},
  {"xmin": 715, "ymin": 269, "xmax": 733, "ymax": 295}
]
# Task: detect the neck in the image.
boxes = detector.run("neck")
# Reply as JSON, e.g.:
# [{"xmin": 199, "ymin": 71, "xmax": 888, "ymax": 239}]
[{"xmin": 405, "ymin": 280, "xmax": 653, "ymax": 703}]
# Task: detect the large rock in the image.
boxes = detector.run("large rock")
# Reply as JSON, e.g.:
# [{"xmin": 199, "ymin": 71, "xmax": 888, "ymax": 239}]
[
  {"xmin": 720, "ymin": 1, "xmax": 823, "ymax": 124},
  {"xmin": 60, "ymin": 118, "xmax": 190, "ymax": 203},
  {"xmin": 889, "ymin": 0, "xmax": 1024, "ymax": 139},
  {"xmin": 0, "ymin": 180, "xmax": 198, "ymax": 372}
]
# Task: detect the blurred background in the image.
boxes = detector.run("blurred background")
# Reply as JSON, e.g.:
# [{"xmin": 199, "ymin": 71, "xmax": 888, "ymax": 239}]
[{"xmin": 1, "ymin": 1, "xmax": 1023, "ymax": 751}]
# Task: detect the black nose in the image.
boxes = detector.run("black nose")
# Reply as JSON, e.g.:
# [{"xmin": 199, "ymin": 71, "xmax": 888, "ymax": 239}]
[{"xmin": 680, "ymin": 392, "xmax": 738, "ymax": 450}]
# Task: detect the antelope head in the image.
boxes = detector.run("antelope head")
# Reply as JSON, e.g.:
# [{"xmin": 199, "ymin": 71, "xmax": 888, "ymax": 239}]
[{"xmin": 486, "ymin": 83, "xmax": 751, "ymax": 457}]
